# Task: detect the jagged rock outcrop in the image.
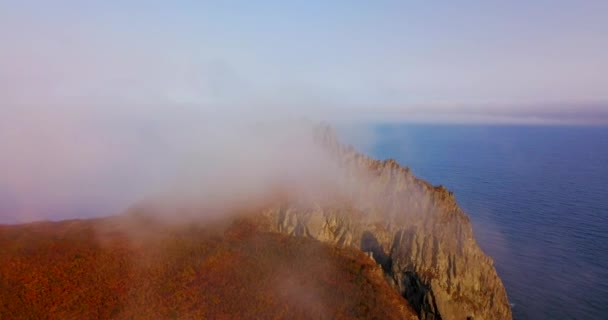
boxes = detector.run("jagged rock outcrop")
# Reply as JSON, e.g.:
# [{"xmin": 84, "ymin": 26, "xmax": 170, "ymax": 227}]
[{"xmin": 258, "ymin": 125, "xmax": 512, "ymax": 320}]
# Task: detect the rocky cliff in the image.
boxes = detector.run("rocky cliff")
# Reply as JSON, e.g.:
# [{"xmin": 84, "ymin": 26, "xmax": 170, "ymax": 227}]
[{"xmin": 258, "ymin": 125, "xmax": 512, "ymax": 320}]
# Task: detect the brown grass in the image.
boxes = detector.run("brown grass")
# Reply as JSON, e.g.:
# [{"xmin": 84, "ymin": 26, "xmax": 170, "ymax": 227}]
[{"xmin": 0, "ymin": 216, "xmax": 415, "ymax": 320}]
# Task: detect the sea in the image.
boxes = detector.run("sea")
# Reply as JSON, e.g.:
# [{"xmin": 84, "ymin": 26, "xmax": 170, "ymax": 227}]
[{"xmin": 350, "ymin": 124, "xmax": 608, "ymax": 320}]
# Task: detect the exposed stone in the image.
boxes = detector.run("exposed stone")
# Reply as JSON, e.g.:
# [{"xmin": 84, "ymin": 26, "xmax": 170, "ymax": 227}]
[{"xmin": 258, "ymin": 125, "xmax": 512, "ymax": 320}]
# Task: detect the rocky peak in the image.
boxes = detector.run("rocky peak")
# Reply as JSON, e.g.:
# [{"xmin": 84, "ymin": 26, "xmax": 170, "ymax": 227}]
[{"xmin": 258, "ymin": 125, "xmax": 512, "ymax": 320}]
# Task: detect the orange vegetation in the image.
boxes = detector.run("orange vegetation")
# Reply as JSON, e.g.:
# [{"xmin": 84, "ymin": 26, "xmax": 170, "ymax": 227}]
[{"xmin": 0, "ymin": 216, "xmax": 415, "ymax": 319}]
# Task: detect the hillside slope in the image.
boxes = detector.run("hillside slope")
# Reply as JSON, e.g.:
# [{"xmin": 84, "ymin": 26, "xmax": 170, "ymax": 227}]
[
  {"xmin": 0, "ymin": 217, "xmax": 416, "ymax": 320},
  {"xmin": 0, "ymin": 125, "xmax": 512, "ymax": 320}
]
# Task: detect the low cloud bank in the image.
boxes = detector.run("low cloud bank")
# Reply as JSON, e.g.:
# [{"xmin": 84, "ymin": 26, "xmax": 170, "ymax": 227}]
[{"xmin": 0, "ymin": 102, "xmax": 368, "ymax": 223}]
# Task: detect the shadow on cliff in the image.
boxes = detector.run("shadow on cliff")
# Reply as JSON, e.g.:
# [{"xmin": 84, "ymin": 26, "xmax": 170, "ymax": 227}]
[
  {"xmin": 360, "ymin": 231, "xmax": 392, "ymax": 273},
  {"xmin": 361, "ymin": 230, "xmax": 443, "ymax": 320}
]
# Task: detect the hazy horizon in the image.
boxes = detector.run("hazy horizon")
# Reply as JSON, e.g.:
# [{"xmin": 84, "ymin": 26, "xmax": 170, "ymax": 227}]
[
  {"xmin": 2, "ymin": 1, "xmax": 608, "ymax": 124},
  {"xmin": 1, "ymin": 1, "xmax": 608, "ymax": 222}
]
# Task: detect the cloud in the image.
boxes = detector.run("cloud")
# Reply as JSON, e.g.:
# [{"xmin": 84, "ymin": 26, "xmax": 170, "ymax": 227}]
[{"xmin": 0, "ymin": 93, "xmax": 366, "ymax": 223}]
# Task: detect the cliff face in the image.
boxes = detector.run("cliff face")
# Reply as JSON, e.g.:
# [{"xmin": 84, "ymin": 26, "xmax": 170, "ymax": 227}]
[{"xmin": 258, "ymin": 126, "xmax": 512, "ymax": 320}]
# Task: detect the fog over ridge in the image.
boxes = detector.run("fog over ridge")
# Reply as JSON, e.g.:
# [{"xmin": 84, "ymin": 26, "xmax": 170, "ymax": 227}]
[{"xmin": 0, "ymin": 101, "xmax": 373, "ymax": 223}]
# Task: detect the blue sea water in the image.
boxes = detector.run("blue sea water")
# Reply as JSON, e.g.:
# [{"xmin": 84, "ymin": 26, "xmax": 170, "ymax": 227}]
[{"xmin": 359, "ymin": 125, "xmax": 608, "ymax": 320}]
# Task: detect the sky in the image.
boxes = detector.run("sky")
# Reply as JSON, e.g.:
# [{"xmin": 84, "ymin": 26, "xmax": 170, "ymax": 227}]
[
  {"xmin": 1, "ymin": 1, "xmax": 608, "ymax": 221},
  {"xmin": 1, "ymin": 0, "xmax": 607, "ymax": 123}
]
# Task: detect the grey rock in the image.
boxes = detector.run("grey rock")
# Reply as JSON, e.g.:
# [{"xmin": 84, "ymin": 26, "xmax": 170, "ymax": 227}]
[{"xmin": 259, "ymin": 125, "xmax": 512, "ymax": 320}]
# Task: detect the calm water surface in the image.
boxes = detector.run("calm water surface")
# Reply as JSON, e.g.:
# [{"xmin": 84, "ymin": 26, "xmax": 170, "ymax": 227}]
[{"xmin": 361, "ymin": 125, "xmax": 608, "ymax": 320}]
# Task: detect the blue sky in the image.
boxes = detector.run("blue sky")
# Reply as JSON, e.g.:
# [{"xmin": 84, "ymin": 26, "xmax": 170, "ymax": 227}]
[
  {"xmin": 1, "ymin": 0, "xmax": 608, "ymax": 122},
  {"xmin": 1, "ymin": 1, "xmax": 608, "ymax": 222}
]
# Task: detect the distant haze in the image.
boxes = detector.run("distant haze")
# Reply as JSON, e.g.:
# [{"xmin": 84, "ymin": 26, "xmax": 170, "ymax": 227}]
[
  {"xmin": 1, "ymin": 1, "xmax": 607, "ymax": 119},
  {"xmin": 1, "ymin": 1, "xmax": 607, "ymax": 221}
]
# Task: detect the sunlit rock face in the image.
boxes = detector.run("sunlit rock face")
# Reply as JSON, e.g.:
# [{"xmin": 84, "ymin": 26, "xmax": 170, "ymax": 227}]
[{"xmin": 259, "ymin": 125, "xmax": 512, "ymax": 320}]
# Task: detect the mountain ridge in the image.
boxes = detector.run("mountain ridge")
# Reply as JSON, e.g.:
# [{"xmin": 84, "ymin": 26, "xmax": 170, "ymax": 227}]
[
  {"xmin": 254, "ymin": 125, "xmax": 512, "ymax": 319},
  {"xmin": 0, "ymin": 124, "xmax": 511, "ymax": 319}
]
